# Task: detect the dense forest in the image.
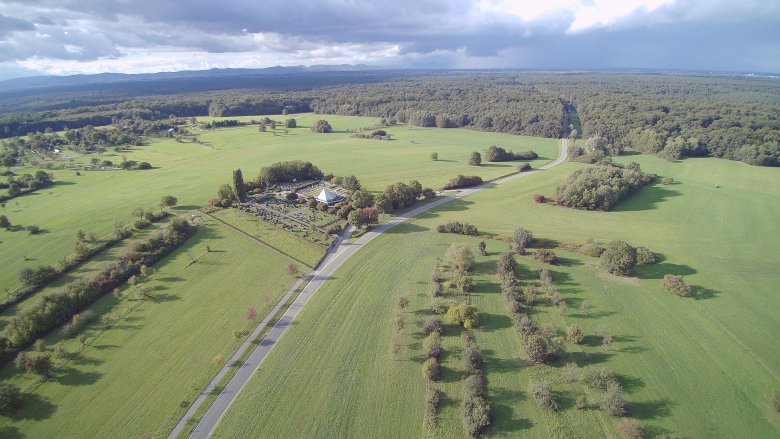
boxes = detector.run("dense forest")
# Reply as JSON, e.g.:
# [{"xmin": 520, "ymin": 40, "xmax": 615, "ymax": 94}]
[{"xmin": 1, "ymin": 71, "xmax": 778, "ymax": 166}]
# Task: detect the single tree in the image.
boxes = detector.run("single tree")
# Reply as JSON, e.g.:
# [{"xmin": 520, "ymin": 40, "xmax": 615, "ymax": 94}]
[
  {"xmin": 600, "ymin": 240, "xmax": 637, "ymax": 276},
  {"xmin": 478, "ymin": 241, "xmax": 487, "ymax": 256},
  {"xmin": 430, "ymin": 152, "xmax": 438, "ymax": 161},
  {"xmin": 0, "ymin": 214, "xmax": 10, "ymax": 230},
  {"xmin": 286, "ymin": 261, "xmax": 300, "ymax": 277},
  {"xmin": 468, "ymin": 151, "xmax": 482, "ymax": 166},
  {"xmin": 160, "ymin": 195, "xmax": 178, "ymax": 211},
  {"xmin": 232, "ymin": 169, "xmax": 247, "ymax": 203},
  {"xmin": 513, "ymin": 227, "xmax": 533, "ymax": 248},
  {"xmin": 0, "ymin": 384, "xmax": 23, "ymax": 415},
  {"xmin": 246, "ymin": 307, "xmax": 258, "ymax": 320}
]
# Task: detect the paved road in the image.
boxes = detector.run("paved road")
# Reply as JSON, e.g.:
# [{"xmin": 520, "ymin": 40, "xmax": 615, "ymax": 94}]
[{"xmin": 182, "ymin": 137, "xmax": 568, "ymax": 439}]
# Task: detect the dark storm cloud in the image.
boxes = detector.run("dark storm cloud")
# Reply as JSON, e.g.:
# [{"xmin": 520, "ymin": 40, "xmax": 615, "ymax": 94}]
[{"xmin": 0, "ymin": 0, "xmax": 777, "ymax": 75}]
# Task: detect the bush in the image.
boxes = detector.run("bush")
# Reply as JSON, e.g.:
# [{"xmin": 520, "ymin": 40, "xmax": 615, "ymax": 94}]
[
  {"xmin": 518, "ymin": 162, "xmax": 533, "ymax": 172},
  {"xmin": 446, "ymin": 303, "xmax": 479, "ymax": 329},
  {"xmin": 461, "ymin": 345, "xmax": 483, "ymax": 374},
  {"xmin": 422, "ymin": 357, "xmax": 441, "ymax": 381},
  {"xmin": 635, "ymin": 246, "xmax": 655, "ymax": 264},
  {"xmin": 447, "ymin": 243, "xmax": 475, "ymax": 271},
  {"xmin": 583, "ymin": 366, "xmax": 618, "ymax": 390},
  {"xmin": 15, "ymin": 352, "xmax": 53, "ymax": 376},
  {"xmin": 485, "ymin": 145, "xmax": 538, "ymax": 162},
  {"xmin": 422, "ymin": 187, "xmax": 436, "ymax": 199},
  {"xmin": 478, "ymin": 241, "xmax": 487, "ymax": 256},
  {"xmin": 600, "ymin": 240, "xmax": 637, "ymax": 276},
  {"xmin": 533, "ymin": 194, "xmax": 545, "ymax": 203},
  {"xmin": 0, "ymin": 214, "xmax": 10, "ymax": 229},
  {"xmin": 442, "ymin": 174, "xmax": 483, "ymax": 190},
  {"xmin": 496, "ymin": 252, "xmax": 516, "ymax": 278},
  {"xmin": 468, "ymin": 151, "xmax": 482, "ymax": 166},
  {"xmin": 425, "ymin": 384, "xmax": 440, "ymax": 427},
  {"xmin": 513, "ymin": 227, "xmax": 533, "ymax": 248},
  {"xmin": 601, "ymin": 385, "xmax": 628, "ymax": 416},
  {"xmin": 462, "ymin": 395, "xmax": 490, "ymax": 438},
  {"xmin": 311, "ymin": 119, "xmax": 332, "ymax": 133},
  {"xmin": 430, "ymin": 152, "xmax": 438, "ymax": 161},
  {"xmin": 27, "ymin": 224, "xmax": 41, "ymax": 234},
  {"xmin": 463, "ymin": 374, "xmax": 485, "ymax": 398},
  {"xmin": 326, "ymin": 224, "xmax": 342, "ymax": 235},
  {"xmin": 535, "ymin": 249, "xmax": 557, "ymax": 264},
  {"xmin": 566, "ymin": 324, "xmax": 584, "ymax": 344},
  {"xmin": 424, "ymin": 318, "xmax": 444, "ymax": 335},
  {"xmin": 516, "ymin": 314, "xmax": 537, "ymax": 339},
  {"xmin": 580, "ymin": 239, "xmax": 605, "ymax": 257},
  {"xmin": 616, "ymin": 419, "xmax": 645, "ymax": 439},
  {"xmin": 17, "ymin": 265, "xmax": 57, "ymax": 287},
  {"xmin": 0, "ymin": 384, "xmax": 23, "ymax": 415},
  {"xmin": 134, "ymin": 219, "xmax": 152, "ymax": 230},
  {"xmin": 561, "ymin": 362, "xmax": 580, "ymax": 383},
  {"xmin": 662, "ymin": 177, "xmax": 674, "ymax": 185},
  {"xmin": 662, "ymin": 274, "xmax": 692, "ymax": 297},
  {"xmin": 424, "ymin": 333, "xmax": 443, "ymax": 359},
  {"xmin": 430, "ymin": 298, "xmax": 454, "ymax": 314},
  {"xmin": 525, "ymin": 334, "xmax": 548, "ymax": 364},
  {"xmin": 285, "ymin": 192, "xmax": 298, "ymax": 200},
  {"xmin": 530, "ymin": 381, "xmax": 558, "ymax": 411},
  {"xmin": 773, "ymin": 390, "xmax": 780, "ymax": 412},
  {"xmin": 436, "ymin": 221, "xmax": 479, "ymax": 236}
]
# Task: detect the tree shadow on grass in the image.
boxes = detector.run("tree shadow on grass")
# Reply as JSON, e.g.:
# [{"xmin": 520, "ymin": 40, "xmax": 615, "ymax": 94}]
[
  {"xmin": 148, "ymin": 292, "xmax": 180, "ymax": 303},
  {"xmin": 55, "ymin": 367, "xmax": 102, "ymax": 386},
  {"xmin": 693, "ymin": 287, "xmax": 720, "ymax": 300},
  {"xmin": 382, "ymin": 223, "xmax": 428, "ymax": 235},
  {"xmin": 555, "ymin": 257, "xmax": 583, "ymax": 267},
  {"xmin": 631, "ymin": 398, "xmax": 675, "ymax": 420},
  {"xmin": 8, "ymin": 393, "xmax": 57, "ymax": 421},
  {"xmin": 479, "ymin": 313, "xmax": 513, "ymax": 331},
  {"xmin": 616, "ymin": 374, "xmax": 645, "ymax": 393},
  {"xmin": 613, "ymin": 185, "xmax": 682, "ymax": 212},
  {"xmin": 571, "ymin": 351, "xmax": 612, "ymax": 366},
  {"xmin": 69, "ymin": 354, "xmax": 103, "ymax": 366},
  {"xmin": 635, "ymin": 262, "xmax": 697, "ymax": 280},
  {"xmin": 490, "ymin": 403, "xmax": 533, "ymax": 435},
  {"xmin": 0, "ymin": 426, "xmax": 23, "ymax": 439}
]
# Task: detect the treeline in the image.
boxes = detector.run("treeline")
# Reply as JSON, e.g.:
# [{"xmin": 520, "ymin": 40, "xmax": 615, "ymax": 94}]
[
  {"xmin": 555, "ymin": 161, "xmax": 656, "ymax": 211},
  {"xmin": 310, "ymin": 76, "xmax": 564, "ymax": 138},
  {"xmin": 1, "ymin": 218, "xmax": 195, "ymax": 362}
]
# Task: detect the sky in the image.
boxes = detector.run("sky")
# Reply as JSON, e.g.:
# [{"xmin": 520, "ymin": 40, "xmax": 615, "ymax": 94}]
[{"xmin": 0, "ymin": 0, "xmax": 778, "ymax": 80}]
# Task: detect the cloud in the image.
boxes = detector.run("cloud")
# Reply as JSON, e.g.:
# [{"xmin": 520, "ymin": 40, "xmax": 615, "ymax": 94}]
[{"xmin": 0, "ymin": 0, "xmax": 778, "ymax": 79}]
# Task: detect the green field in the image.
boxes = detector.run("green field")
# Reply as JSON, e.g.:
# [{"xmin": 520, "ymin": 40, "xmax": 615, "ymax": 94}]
[
  {"xmin": 0, "ymin": 114, "xmax": 557, "ymax": 290},
  {"xmin": 0, "ymin": 219, "xmax": 299, "ymax": 438},
  {"xmin": 214, "ymin": 154, "xmax": 780, "ymax": 438},
  {"xmin": 0, "ymin": 116, "xmax": 559, "ymax": 438}
]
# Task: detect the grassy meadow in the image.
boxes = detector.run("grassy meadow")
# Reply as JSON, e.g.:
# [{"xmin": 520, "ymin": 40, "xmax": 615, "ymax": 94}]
[
  {"xmin": 0, "ymin": 218, "xmax": 300, "ymax": 438},
  {"xmin": 214, "ymin": 154, "xmax": 780, "ymax": 438}
]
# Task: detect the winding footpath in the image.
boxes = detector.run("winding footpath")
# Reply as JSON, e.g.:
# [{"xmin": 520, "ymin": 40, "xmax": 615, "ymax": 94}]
[{"xmin": 174, "ymin": 137, "xmax": 568, "ymax": 439}]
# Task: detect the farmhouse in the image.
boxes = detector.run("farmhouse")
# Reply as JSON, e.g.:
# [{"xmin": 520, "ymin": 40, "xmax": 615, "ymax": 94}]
[{"xmin": 316, "ymin": 189, "xmax": 345, "ymax": 206}]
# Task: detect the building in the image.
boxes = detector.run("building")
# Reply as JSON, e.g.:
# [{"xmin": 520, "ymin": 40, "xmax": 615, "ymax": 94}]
[{"xmin": 316, "ymin": 189, "xmax": 346, "ymax": 206}]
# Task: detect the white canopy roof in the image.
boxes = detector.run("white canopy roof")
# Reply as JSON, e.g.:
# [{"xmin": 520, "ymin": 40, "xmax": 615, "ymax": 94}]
[{"xmin": 316, "ymin": 189, "xmax": 344, "ymax": 204}]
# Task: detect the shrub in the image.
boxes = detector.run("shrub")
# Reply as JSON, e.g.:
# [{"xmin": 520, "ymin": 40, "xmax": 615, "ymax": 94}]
[
  {"xmin": 422, "ymin": 187, "xmax": 436, "ymax": 199},
  {"xmin": 326, "ymin": 224, "xmax": 342, "ymax": 235},
  {"xmin": 436, "ymin": 221, "xmax": 479, "ymax": 236},
  {"xmin": 430, "ymin": 298, "xmax": 454, "ymax": 314},
  {"xmin": 561, "ymin": 362, "xmax": 580, "ymax": 383},
  {"xmin": 533, "ymin": 194, "xmax": 545, "ymax": 203},
  {"xmin": 662, "ymin": 274, "xmax": 692, "ymax": 297},
  {"xmin": 539, "ymin": 268, "xmax": 553, "ymax": 285},
  {"xmin": 580, "ymin": 239, "xmax": 605, "ymax": 257},
  {"xmin": 535, "ymin": 249, "xmax": 557, "ymax": 264},
  {"xmin": 425, "ymin": 384, "xmax": 440, "ymax": 427},
  {"xmin": 601, "ymin": 384, "xmax": 628, "ymax": 416},
  {"xmin": 311, "ymin": 119, "xmax": 332, "ymax": 133},
  {"xmin": 513, "ymin": 227, "xmax": 533, "ymax": 248},
  {"xmin": 422, "ymin": 357, "xmax": 441, "ymax": 381},
  {"xmin": 285, "ymin": 192, "xmax": 298, "ymax": 200},
  {"xmin": 518, "ymin": 162, "xmax": 533, "ymax": 172},
  {"xmin": 15, "ymin": 352, "xmax": 53, "ymax": 376},
  {"xmin": 461, "ymin": 345, "xmax": 483, "ymax": 374},
  {"xmin": 447, "ymin": 243, "xmax": 475, "ymax": 271},
  {"xmin": 485, "ymin": 145, "xmax": 538, "ymax": 162},
  {"xmin": 662, "ymin": 177, "xmax": 674, "ymax": 185},
  {"xmin": 635, "ymin": 246, "xmax": 655, "ymax": 264},
  {"xmin": 525, "ymin": 334, "xmax": 548, "ymax": 364},
  {"xmin": 530, "ymin": 381, "xmax": 558, "ymax": 411},
  {"xmin": 0, "ymin": 214, "xmax": 10, "ymax": 229},
  {"xmin": 566, "ymin": 324, "xmax": 584, "ymax": 344},
  {"xmin": 516, "ymin": 314, "xmax": 537, "ymax": 339},
  {"xmin": 600, "ymin": 240, "xmax": 637, "ymax": 276},
  {"xmin": 774, "ymin": 390, "xmax": 780, "ymax": 412},
  {"xmin": 442, "ymin": 174, "xmax": 483, "ymax": 190},
  {"xmin": 424, "ymin": 333, "xmax": 443, "ymax": 359},
  {"xmin": 468, "ymin": 151, "xmax": 482, "ymax": 166},
  {"xmin": 307, "ymin": 197, "xmax": 318, "ymax": 208},
  {"xmin": 478, "ymin": 241, "xmax": 487, "ymax": 256},
  {"xmin": 0, "ymin": 384, "xmax": 23, "ymax": 415},
  {"xmin": 464, "ymin": 373, "xmax": 485, "ymax": 398},
  {"xmin": 446, "ymin": 303, "xmax": 479, "ymax": 329},
  {"xmin": 616, "ymin": 419, "xmax": 645, "ymax": 439},
  {"xmin": 430, "ymin": 152, "xmax": 438, "ymax": 161},
  {"xmin": 424, "ymin": 318, "xmax": 444, "ymax": 335},
  {"xmin": 27, "ymin": 224, "xmax": 41, "ymax": 234},
  {"xmin": 462, "ymin": 395, "xmax": 490, "ymax": 438},
  {"xmin": 583, "ymin": 367, "xmax": 618, "ymax": 390},
  {"xmin": 496, "ymin": 252, "xmax": 516, "ymax": 278}
]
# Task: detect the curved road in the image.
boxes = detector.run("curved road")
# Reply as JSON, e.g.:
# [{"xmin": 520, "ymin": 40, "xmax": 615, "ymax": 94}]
[{"xmin": 175, "ymin": 137, "xmax": 568, "ymax": 439}]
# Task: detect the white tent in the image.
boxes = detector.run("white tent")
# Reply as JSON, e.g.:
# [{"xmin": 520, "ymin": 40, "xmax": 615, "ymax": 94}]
[{"xmin": 316, "ymin": 189, "xmax": 345, "ymax": 205}]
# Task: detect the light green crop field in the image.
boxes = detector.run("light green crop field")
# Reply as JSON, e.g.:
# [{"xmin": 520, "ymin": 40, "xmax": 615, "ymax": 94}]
[
  {"xmin": 214, "ymin": 154, "xmax": 780, "ymax": 438},
  {"xmin": 0, "ymin": 114, "xmax": 557, "ymax": 290},
  {"xmin": 0, "ymin": 219, "xmax": 299, "ymax": 438}
]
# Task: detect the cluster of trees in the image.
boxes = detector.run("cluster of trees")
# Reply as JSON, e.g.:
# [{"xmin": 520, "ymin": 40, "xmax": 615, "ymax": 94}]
[
  {"xmin": 555, "ymin": 161, "xmax": 656, "ymax": 211},
  {"xmin": 484, "ymin": 145, "xmax": 538, "ymax": 162},
  {"xmin": 1, "ymin": 218, "xmax": 195, "ymax": 362},
  {"xmin": 460, "ymin": 330, "xmax": 490, "ymax": 438},
  {"xmin": 375, "ymin": 180, "xmax": 434, "ymax": 213},
  {"xmin": 442, "ymin": 174, "xmax": 483, "ymax": 190},
  {"xmin": 117, "ymin": 160, "xmax": 152, "ymax": 170},
  {"xmin": 436, "ymin": 221, "xmax": 479, "ymax": 236},
  {"xmin": 311, "ymin": 119, "xmax": 332, "ymax": 133},
  {"xmin": 257, "ymin": 161, "xmax": 324, "ymax": 185},
  {"xmin": 201, "ymin": 119, "xmax": 239, "ymax": 129},
  {"xmin": 310, "ymin": 75, "xmax": 564, "ymax": 138},
  {"xmin": 596, "ymin": 239, "xmax": 656, "ymax": 276},
  {"xmin": 1, "ymin": 170, "xmax": 54, "ymax": 201}
]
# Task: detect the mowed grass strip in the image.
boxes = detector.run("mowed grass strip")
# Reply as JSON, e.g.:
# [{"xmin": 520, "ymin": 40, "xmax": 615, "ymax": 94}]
[
  {"xmin": 0, "ymin": 114, "xmax": 557, "ymax": 290},
  {"xmin": 214, "ymin": 154, "xmax": 780, "ymax": 438},
  {"xmin": 0, "ymin": 220, "xmax": 299, "ymax": 439}
]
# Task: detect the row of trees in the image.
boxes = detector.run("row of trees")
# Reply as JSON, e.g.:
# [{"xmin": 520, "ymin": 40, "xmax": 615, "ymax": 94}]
[
  {"xmin": 1, "ymin": 218, "xmax": 196, "ymax": 362},
  {"xmin": 484, "ymin": 145, "xmax": 538, "ymax": 162}
]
